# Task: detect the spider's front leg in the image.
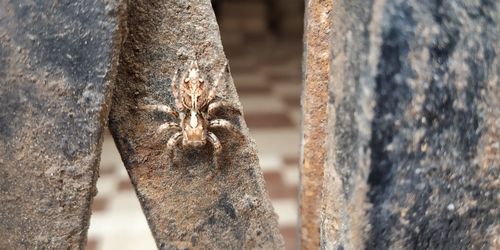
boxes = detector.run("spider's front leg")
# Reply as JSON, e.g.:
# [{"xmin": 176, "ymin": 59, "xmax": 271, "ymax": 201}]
[
  {"xmin": 171, "ymin": 69, "xmax": 185, "ymax": 110},
  {"xmin": 207, "ymin": 132, "xmax": 222, "ymax": 169},
  {"xmin": 207, "ymin": 61, "xmax": 228, "ymax": 103}
]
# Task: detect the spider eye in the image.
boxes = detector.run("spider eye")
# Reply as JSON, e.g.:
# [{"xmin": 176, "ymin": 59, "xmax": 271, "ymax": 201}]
[
  {"xmin": 199, "ymin": 78, "xmax": 204, "ymax": 83},
  {"xmin": 184, "ymin": 78, "xmax": 189, "ymax": 83}
]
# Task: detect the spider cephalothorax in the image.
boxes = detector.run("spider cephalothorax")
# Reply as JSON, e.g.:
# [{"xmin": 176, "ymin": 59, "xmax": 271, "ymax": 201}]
[
  {"xmin": 141, "ymin": 60, "xmax": 241, "ymax": 168},
  {"xmin": 173, "ymin": 60, "xmax": 213, "ymax": 111}
]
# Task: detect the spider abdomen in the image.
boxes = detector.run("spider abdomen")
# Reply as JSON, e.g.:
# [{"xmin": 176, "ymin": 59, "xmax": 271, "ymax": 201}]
[{"xmin": 182, "ymin": 111, "xmax": 208, "ymax": 147}]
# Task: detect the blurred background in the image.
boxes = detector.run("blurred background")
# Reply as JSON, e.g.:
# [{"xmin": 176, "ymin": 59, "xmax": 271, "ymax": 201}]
[{"xmin": 87, "ymin": 0, "xmax": 304, "ymax": 249}]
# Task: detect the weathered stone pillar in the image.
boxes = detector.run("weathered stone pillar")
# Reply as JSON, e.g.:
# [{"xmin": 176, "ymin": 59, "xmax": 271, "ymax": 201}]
[
  {"xmin": 108, "ymin": 0, "xmax": 284, "ymax": 249},
  {"xmin": 319, "ymin": 0, "xmax": 499, "ymax": 249},
  {"xmin": 299, "ymin": 0, "xmax": 332, "ymax": 249},
  {"xmin": 0, "ymin": 0, "xmax": 124, "ymax": 248},
  {"xmin": 321, "ymin": 1, "xmax": 376, "ymax": 248}
]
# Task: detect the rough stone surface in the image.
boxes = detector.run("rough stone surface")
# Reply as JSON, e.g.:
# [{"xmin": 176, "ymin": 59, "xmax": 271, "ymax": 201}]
[
  {"xmin": 321, "ymin": 1, "xmax": 375, "ymax": 249},
  {"xmin": 299, "ymin": 0, "xmax": 331, "ymax": 249},
  {"xmin": 108, "ymin": 0, "xmax": 284, "ymax": 249},
  {"xmin": 366, "ymin": 1, "xmax": 499, "ymax": 248},
  {"xmin": 0, "ymin": 0, "xmax": 123, "ymax": 249},
  {"xmin": 321, "ymin": 0, "xmax": 499, "ymax": 249}
]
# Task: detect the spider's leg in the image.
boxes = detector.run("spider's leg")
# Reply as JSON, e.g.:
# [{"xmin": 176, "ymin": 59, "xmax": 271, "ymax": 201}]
[
  {"xmin": 207, "ymin": 101, "xmax": 241, "ymax": 119},
  {"xmin": 140, "ymin": 104, "xmax": 179, "ymax": 117},
  {"xmin": 166, "ymin": 131, "xmax": 183, "ymax": 162},
  {"xmin": 209, "ymin": 119, "xmax": 241, "ymax": 135},
  {"xmin": 171, "ymin": 69, "xmax": 184, "ymax": 110},
  {"xmin": 207, "ymin": 131, "xmax": 222, "ymax": 169},
  {"xmin": 157, "ymin": 122, "xmax": 181, "ymax": 133},
  {"xmin": 207, "ymin": 61, "xmax": 228, "ymax": 103}
]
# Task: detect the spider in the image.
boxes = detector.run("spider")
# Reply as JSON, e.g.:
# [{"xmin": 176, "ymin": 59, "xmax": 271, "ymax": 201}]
[{"xmin": 141, "ymin": 60, "xmax": 241, "ymax": 168}]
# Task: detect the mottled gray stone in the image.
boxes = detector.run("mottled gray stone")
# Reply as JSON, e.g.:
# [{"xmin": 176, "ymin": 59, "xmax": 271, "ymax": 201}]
[
  {"xmin": 322, "ymin": 0, "xmax": 499, "ymax": 249},
  {"xmin": 0, "ymin": 0, "xmax": 124, "ymax": 248},
  {"xmin": 108, "ymin": 0, "xmax": 284, "ymax": 249}
]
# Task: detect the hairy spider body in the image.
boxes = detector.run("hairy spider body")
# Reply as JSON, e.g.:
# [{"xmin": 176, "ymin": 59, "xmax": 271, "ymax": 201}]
[
  {"xmin": 182, "ymin": 111, "xmax": 207, "ymax": 147},
  {"xmin": 141, "ymin": 60, "xmax": 241, "ymax": 168}
]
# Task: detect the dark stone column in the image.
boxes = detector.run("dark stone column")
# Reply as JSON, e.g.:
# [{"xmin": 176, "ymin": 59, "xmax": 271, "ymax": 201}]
[
  {"xmin": 321, "ymin": 0, "xmax": 499, "ymax": 249},
  {"xmin": 365, "ymin": 1, "xmax": 499, "ymax": 248},
  {"xmin": 0, "ymin": 0, "xmax": 124, "ymax": 248}
]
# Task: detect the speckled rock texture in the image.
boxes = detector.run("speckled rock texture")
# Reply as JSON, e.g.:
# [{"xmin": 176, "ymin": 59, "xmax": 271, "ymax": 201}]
[
  {"xmin": 299, "ymin": 0, "xmax": 331, "ymax": 249},
  {"xmin": 0, "ymin": 0, "xmax": 123, "ymax": 249},
  {"xmin": 321, "ymin": 0, "xmax": 499, "ymax": 249},
  {"xmin": 108, "ymin": 0, "xmax": 284, "ymax": 249}
]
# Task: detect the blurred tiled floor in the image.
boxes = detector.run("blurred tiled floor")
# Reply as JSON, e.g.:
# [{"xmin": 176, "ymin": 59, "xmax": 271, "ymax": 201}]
[{"xmin": 87, "ymin": 4, "xmax": 302, "ymax": 249}]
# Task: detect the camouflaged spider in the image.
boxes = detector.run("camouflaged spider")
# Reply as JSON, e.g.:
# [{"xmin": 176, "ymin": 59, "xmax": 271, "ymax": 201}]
[{"xmin": 141, "ymin": 60, "xmax": 241, "ymax": 168}]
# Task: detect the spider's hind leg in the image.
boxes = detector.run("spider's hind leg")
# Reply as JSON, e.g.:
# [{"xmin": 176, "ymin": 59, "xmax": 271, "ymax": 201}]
[
  {"xmin": 139, "ymin": 104, "xmax": 179, "ymax": 118},
  {"xmin": 207, "ymin": 132, "xmax": 222, "ymax": 169},
  {"xmin": 207, "ymin": 100, "xmax": 241, "ymax": 119},
  {"xmin": 158, "ymin": 122, "xmax": 181, "ymax": 133},
  {"xmin": 209, "ymin": 119, "xmax": 241, "ymax": 136},
  {"xmin": 166, "ymin": 131, "xmax": 183, "ymax": 167}
]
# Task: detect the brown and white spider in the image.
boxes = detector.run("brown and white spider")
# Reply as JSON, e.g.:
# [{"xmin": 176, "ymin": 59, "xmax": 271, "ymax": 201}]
[{"xmin": 141, "ymin": 60, "xmax": 241, "ymax": 167}]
